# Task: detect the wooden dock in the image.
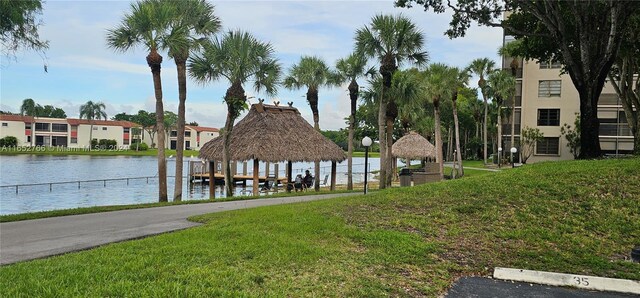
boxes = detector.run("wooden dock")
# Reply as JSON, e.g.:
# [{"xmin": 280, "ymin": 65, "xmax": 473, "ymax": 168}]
[{"xmin": 190, "ymin": 173, "xmax": 288, "ymax": 186}]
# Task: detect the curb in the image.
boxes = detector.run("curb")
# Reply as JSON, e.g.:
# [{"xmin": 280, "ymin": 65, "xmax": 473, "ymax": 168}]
[{"xmin": 493, "ymin": 267, "xmax": 640, "ymax": 295}]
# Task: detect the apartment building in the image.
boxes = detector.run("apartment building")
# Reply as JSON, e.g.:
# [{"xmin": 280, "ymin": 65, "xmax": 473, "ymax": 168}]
[
  {"xmin": 0, "ymin": 115, "xmax": 140, "ymax": 148},
  {"xmin": 501, "ymin": 38, "xmax": 634, "ymax": 163},
  {"xmin": 150, "ymin": 125, "xmax": 219, "ymax": 150}
]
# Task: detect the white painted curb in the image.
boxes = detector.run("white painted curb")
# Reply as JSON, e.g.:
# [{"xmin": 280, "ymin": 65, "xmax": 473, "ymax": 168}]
[{"xmin": 493, "ymin": 267, "xmax": 640, "ymax": 295}]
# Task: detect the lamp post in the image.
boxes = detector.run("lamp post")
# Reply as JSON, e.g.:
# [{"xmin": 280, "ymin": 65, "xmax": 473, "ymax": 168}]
[
  {"xmin": 510, "ymin": 147, "xmax": 517, "ymax": 168},
  {"xmin": 362, "ymin": 136, "xmax": 372, "ymax": 194},
  {"xmin": 497, "ymin": 147, "xmax": 502, "ymax": 168}
]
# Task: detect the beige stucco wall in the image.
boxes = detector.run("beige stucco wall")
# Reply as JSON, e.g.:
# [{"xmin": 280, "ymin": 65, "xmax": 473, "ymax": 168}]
[{"xmin": 0, "ymin": 120, "xmax": 28, "ymax": 146}]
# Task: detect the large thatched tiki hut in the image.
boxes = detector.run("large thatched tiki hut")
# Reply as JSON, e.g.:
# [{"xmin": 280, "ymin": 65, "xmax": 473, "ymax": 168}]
[
  {"xmin": 392, "ymin": 131, "xmax": 440, "ymax": 184},
  {"xmin": 199, "ymin": 102, "xmax": 346, "ymax": 196}
]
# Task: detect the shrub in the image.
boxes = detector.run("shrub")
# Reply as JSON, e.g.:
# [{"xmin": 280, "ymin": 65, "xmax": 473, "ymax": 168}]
[
  {"xmin": 96, "ymin": 139, "xmax": 117, "ymax": 149},
  {"xmin": 130, "ymin": 142, "xmax": 148, "ymax": 151},
  {"xmin": 0, "ymin": 136, "xmax": 18, "ymax": 147}
]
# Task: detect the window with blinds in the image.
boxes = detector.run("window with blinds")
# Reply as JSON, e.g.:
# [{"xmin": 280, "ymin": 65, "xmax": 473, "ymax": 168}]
[
  {"xmin": 537, "ymin": 109, "xmax": 560, "ymax": 126},
  {"xmin": 538, "ymin": 80, "xmax": 561, "ymax": 97},
  {"xmin": 536, "ymin": 137, "xmax": 560, "ymax": 155},
  {"xmin": 539, "ymin": 61, "xmax": 562, "ymax": 69}
]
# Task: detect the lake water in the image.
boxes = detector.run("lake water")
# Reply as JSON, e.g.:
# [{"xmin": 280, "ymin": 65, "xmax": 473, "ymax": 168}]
[{"xmin": 0, "ymin": 155, "xmax": 380, "ymax": 215}]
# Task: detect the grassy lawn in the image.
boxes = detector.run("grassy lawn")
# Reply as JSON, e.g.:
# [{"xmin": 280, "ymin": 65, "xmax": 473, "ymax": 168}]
[
  {"xmin": 1, "ymin": 158, "xmax": 638, "ymax": 296},
  {"xmin": 352, "ymin": 151, "xmax": 381, "ymax": 158},
  {"xmin": 0, "ymin": 147, "xmax": 201, "ymax": 157}
]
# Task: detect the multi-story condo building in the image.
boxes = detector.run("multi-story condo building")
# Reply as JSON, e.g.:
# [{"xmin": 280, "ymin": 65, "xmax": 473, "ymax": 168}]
[
  {"xmin": 501, "ymin": 37, "xmax": 635, "ymax": 163},
  {"xmin": 1, "ymin": 115, "xmax": 219, "ymax": 150}
]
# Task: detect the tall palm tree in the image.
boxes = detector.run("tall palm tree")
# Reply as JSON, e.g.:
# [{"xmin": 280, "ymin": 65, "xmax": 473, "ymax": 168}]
[
  {"xmin": 284, "ymin": 56, "xmax": 337, "ymax": 191},
  {"xmin": 421, "ymin": 63, "xmax": 456, "ymax": 180},
  {"xmin": 467, "ymin": 58, "xmax": 495, "ymax": 165},
  {"xmin": 79, "ymin": 100, "xmax": 107, "ymax": 149},
  {"xmin": 450, "ymin": 67, "xmax": 470, "ymax": 178},
  {"xmin": 164, "ymin": 0, "xmax": 220, "ymax": 201},
  {"xmin": 189, "ymin": 30, "xmax": 280, "ymax": 197},
  {"xmin": 335, "ymin": 52, "xmax": 374, "ymax": 190},
  {"xmin": 488, "ymin": 70, "xmax": 516, "ymax": 164},
  {"xmin": 355, "ymin": 14, "xmax": 428, "ymax": 188},
  {"xmin": 498, "ymin": 41, "xmax": 522, "ymax": 157},
  {"xmin": 107, "ymin": 0, "xmax": 175, "ymax": 202}
]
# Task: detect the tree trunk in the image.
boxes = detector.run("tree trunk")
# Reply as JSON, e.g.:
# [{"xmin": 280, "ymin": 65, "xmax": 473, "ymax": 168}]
[
  {"xmin": 497, "ymin": 104, "xmax": 502, "ymax": 165},
  {"xmin": 379, "ymin": 54, "xmax": 397, "ymax": 189},
  {"xmin": 377, "ymin": 84, "xmax": 387, "ymax": 189},
  {"xmin": 385, "ymin": 115, "xmax": 394, "ymax": 187},
  {"xmin": 482, "ymin": 92, "xmax": 488, "ymax": 165},
  {"xmin": 147, "ymin": 48, "xmax": 167, "ymax": 202},
  {"xmin": 307, "ymin": 87, "xmax": 321, "ymax": 191},
  {"xmin": 433, "ymin": 99, "xmax": 444, "ymax": 180},
  {"xmin": 223, "ymin": 82, "xmax": 246, "ymax": 197},
  {"xmin": 576, "ymin": 87, "xmax": 602, "ymax": 158},
  {"xmin": 88, "ymin": 124, "xmax": 93, "ymax": 150},
  {"xmin": 453, "ymin": 96, "xmax": 464, "ymax": 177},
  {"xmin": 173, "ymin": 58, "xmax": 187, "ymax": 202},
  {"xmin": 347, "ymin": 79, "xmax": 358, "ymax": 190}
]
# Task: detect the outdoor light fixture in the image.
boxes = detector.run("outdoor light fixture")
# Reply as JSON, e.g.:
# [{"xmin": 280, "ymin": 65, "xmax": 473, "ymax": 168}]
[
  {"xmin": 362, "ymin": 136, "xmax": 372, "ymax": 195},
  {"xmin": 498, "ymin": 147, "xmax": 503, "ymax": 168},
  {"xmin": 510, "ymin": 147, "xmax": 518, "ymax": 168}
]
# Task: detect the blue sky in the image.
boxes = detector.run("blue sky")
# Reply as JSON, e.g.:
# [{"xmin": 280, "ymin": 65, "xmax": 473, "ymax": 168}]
[{"xmin": 0, "ymin": 0, "xmax": 503, "ymax": 130}]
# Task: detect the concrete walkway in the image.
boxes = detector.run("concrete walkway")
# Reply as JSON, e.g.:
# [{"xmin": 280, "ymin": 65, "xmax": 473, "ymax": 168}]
[{"xmin": 0, "ymin": 193, "xmax": 358, "ymax": 265}]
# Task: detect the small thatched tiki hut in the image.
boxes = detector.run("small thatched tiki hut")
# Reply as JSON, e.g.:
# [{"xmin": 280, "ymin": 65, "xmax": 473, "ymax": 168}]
[
  {"xmin": 392, "ymin": 131, "xmax": 440, "ymax": 184},
  {"xmin": 199, "ymin": 103, "xmax": 346, "ymax": 196}
]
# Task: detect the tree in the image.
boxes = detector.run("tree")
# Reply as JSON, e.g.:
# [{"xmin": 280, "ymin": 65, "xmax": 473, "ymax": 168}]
[
  {"xmin": 163, "ymin": 0, "xmax": 220, "ymax": 201},
  {"xmin": 189, "ymin": 30, "xmax": 280, "ymax": 197},
  {"xmin": 488, "ymin": 70, "xmax": 516, "ymax": 163},
  {"xmin": 0, "ymin": 0, "xmax": 49, "ymax": 59},
  {"xmin": 188, "ymin": 121, "xmax": 199, "ymax": 126},
  {"xmin": 284, "ymin": 56, "xmax": 336, "ymax": 191},
  {"xmin": 79, "ymin": 101, "xmax": 107, "ymax": 149},
  {"xmin": 163, "ymin": 110, "xmax": 178, "ymax": 148},
  {"xmin": 107, "ymin": 0, "xmax": 175, "ymax": 202},
  {"xmin": 334, "ymin": 52, "xmax": 374, "ymax": 190},
  {"xmin": 520, "ymin": 126, "xmax": 543, "ymax": 164},
  {"xmin": 112, "ymin": 112, "xmax": 133, "ymax": 121},
  {"xmin": 132, "ymin": 110, "xmax": 157, "ymax": 148},
  {"xmin": 499, "ymin": 40, "xmax": 522, "ymax": 156},
  {"xmin": 20, "ymin": 98, "xmax": 38, "ymax": 116},
  {"xmin": 466, "ymin": 58, "xmax": 495, "ymax": 165},
  {"xmin": 355, "ymin": 14, "xmax": 428, "ymax": 188},
  {"xmin": 39, "ymin": 105, "xmax": 66, "ymax": 118},
  {"xmin": 396, "ymin": 0, "xmax": 640, "ymax": 158},
  {"xmin": 449, "ymin": 67, "xmax": 470, "ymax": 178},
  {"xmin": 560, "ymin": 114, "xmax": 580, "ymax": 159}
]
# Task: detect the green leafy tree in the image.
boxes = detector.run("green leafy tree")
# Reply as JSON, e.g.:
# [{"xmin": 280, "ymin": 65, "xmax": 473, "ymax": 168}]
[
  {"xmin": 284, "ymin": 56, "xmax": 337, "ymax": 191},
  {"xmin": 189, "ymin": 30, "xmax": 280, "ymax": 197},
  {"xmin": 163, "ymin": 110, "xmax": 178, "ymax": 149},
  {"xmin": 396, "ymin": 0, "xmax": 640, "ymax": 158},
  {"xmin": 163, "ymin": 0, "xmax": 220, "ymax": 201},
  {"xmin": 79, "ymin": 101, "xmax": 107, "ymax": 150},
  {"xmin": 107, "ymin": 0, "xmax": 176, "ymax": 202},
  {"xmin": 355, "ymin": 14, "xmax": 428, "ymax": 188},
  {"xmin": 449, "ymin": 67, "xmax": 470, "ymax": 178},
  {"xmin": 0, "ymin": 0, "xmax": 49, "ymax": 59},
  {"xmin": 487, "ymin": 70, "xmax": 516, "ymax": 160},
  {"xmin": 335, "ymin": 52, "xmax": 374, "ymax": 190},
  {"xmin": 131, "ymin": 110, "xmax": 157, "ymax": 148},
  {"xmin": 20, "ymin": 98, "xmax": 38, "ymax": 116},
  {"xmin": 560, "ymin": 114, "xmax": 581, "ymax": 159},
  {"xmin": 520, "ymin": 126, "xmax": 544, "ymax": 164},
  {"xmin": 466, "ymin": 58, "xmax": 495, "ymax": 165},
  {"xmin": 112, "ymin": 112, "xmax": 133, "ymax": 121}
]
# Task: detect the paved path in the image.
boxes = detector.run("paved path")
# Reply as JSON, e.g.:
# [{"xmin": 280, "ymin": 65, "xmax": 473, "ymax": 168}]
[
  {"xmin": 446, "ymin": 277, "xmax": 636, "ymax": 297},
  {"xmin": 0, "ymin": 193, "xmax": 358, "ymax": 265}
]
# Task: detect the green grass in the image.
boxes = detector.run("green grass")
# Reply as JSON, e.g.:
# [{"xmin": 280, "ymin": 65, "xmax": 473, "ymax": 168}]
[
  {"xmin": 1, "ymin": 158, "xmax": 638, "ymax": 296},
  {"xmin": 0, "ymin": 147, "xmax": 201, "ymax": 157},
  {"xmin": 352, "ymin": 151, "xmax": 381, "ymax": 158},
  {"xmin": 0, "ymin": 189, "xmax": 356, "ymax": 223}
]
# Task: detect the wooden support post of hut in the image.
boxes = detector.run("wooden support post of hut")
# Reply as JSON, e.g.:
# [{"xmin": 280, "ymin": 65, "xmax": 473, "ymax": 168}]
[
  {"xmin": 330, "ymin": 161, "xmax": 337, "ymax": 191},
  {"xmin": 287, "ymin": 161, "xmax": 292, "ymax": 192},
  {"xmin": 253, "ymin": 159, "xmax": 259, "ymax": 196},
  {"xmin": 274, "ymin": 163, "xmax": 280, "ymax": 190},
  {"xmin": 209, "ymin": 160, "xmax": 216, "ymax": 199}
]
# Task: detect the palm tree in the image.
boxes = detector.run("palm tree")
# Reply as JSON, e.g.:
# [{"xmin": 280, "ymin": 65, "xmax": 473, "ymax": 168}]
[
  {"xmin": 189, "ymin": 30, "xmax": 280, "ymax": 197},
  {"xmin": 498, "ymin": 41, "xmax": 522, "ymax": 159},
  {"xmin": 335, "ymin": 52, "xmax": 374, "ymax": 190},
  {"xmin": 450, "ymin": 67, "xmax": 470, "ymax": 178},
  {"xmin": 283, "ymin": 56, "xmax": 337, "ymax": 191},
  {"xmin": 164, "ymin": 0, "xmax": 220, "ymax": 201},
  {"xmin": 79, "ymin": 101, "xmax": 107, "ymax": 149},
  {"xmin": 467, "ymin": 58, "xmax": 495, "ymax": 165},
  {"xmin": 355, "ymin": 14, "xmax": 428, "ymax": 188},
  {"xmin": 107, "ymin": 0, "xmax": 175, "ymax": 202},
  {"xmin": 421, "ymin": 63, "xmax": 456, "ymax": 180},
  {"xmin": 488, "ymin": 70, "xmax": 516, "ymax": 165}
]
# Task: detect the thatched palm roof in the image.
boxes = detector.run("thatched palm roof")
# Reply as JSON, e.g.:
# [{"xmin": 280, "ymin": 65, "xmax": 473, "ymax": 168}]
[
  {"xmin": 392, "ymin": 131, "xmax": 436, "ymax": 159},
  {"xmin": 199, "ymin": 103, "xmax": 346, "ymax": 163}
]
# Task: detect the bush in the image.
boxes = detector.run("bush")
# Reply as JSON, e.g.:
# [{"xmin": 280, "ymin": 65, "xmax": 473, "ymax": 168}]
[
  {"xmin": 0, "ymin": 136, "xmax": 18, "ymax": 147},
  {"xmin": 91, "ymin": 139, "xmax": 98, "ymax": 147},
  {"xmin": 96, "ymin": 139, "xmax": 117, "ymax": 149},
  {"xmin": 130, "ymin": 142, "xmax": 148, "ymax": 151}
]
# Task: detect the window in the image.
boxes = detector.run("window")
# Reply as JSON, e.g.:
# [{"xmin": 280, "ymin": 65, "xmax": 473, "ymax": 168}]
[
  {"xmin": 93, "ymin": 127, "xmax": 98, "ymax": 130},
  {"xmin": 170, "ymin": 130, "xmax": 177, "ymax": 137},
  {"xmin": 71, "ymin": 125, "xmax": 77, "ymax": 132},
  {"xmin": 536, "ymin": 137, "xmax": 560, "ymax": 155},
  {"xmin": 51, "ymin": 123, "xmax": 68, "ymax": 132},
  {"xmin": 123, "ymin": 127, "xmax": 130, "ymax": 133},
  {"xmin": 2, "ymin": 123, "xmax": 7, "ymax": 127},
  {"xmin": 538, "ymin": 109, "xmax": 560, "ymax": 126},
  {"xmin": 71, "ymin": 138, "xmax": 77, "ymax": 144},
  {"xmin": 27, "ymin": 136, "xmax": 31, "ymax": 143},
  {"xmin": 185, "ymin": 131, "xmax": 191, "ymax": 137},
  {"xmin": 539, "ymin": 60, "xmax": 562, "ymax": 69},
  {"xmin": 102, "ymin": 127, "xmax": 107, "ymax": 131},
  {"xmin": 35, "ymin": 123, "xmax": 49, "ymax": 131},
  {"xmin": 25, "ymin": 123, "xmax": 32, "ymax": 129},
  {"xmin": 123, "ymin": 138, "xmax": 130, "ymax": 145},
  {"xmin": 538, "ymin": 80, "xmax": 561, "ymax": 97}
]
